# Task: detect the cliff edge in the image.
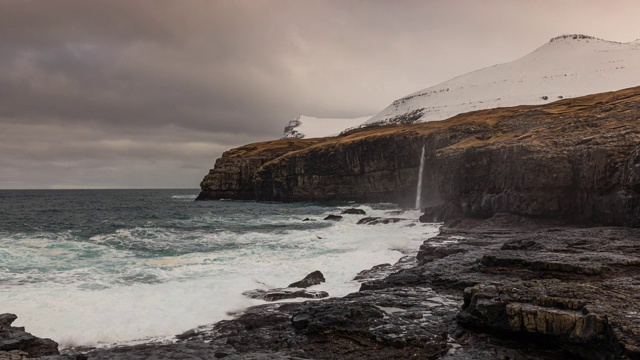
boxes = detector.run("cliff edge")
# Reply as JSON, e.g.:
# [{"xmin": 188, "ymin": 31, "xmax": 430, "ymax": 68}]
[{"xmin": 198, "ymin": 86, "xmax": 640, "ymax": 226}]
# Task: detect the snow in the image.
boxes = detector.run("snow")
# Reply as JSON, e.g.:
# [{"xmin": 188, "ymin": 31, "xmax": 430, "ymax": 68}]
[
  {"xmin": 364, "ymin": 34, "xmax": 640, "ymax": 126},
  {"xmin": 282, "ymin": 115, "xmax": 371, "ymax": 139}
]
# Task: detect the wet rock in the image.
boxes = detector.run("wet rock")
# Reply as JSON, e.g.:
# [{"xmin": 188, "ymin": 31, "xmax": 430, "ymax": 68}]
[
  {"xmin": 340, "ymin": 208, "xmax": 366, "ymax": 215},
  {"xmin": 243, "ymin": 288, "xmax": 329, "ymax": 302},
  {"xmin": 0, "ymin": 314, "xmax": 59, "ymax": 358},
  {"xmin": 0, "ymin": 316, "xmax": 17, "ymax": 328},
  {"xmin": 288, "ymin": 270, "xmax": 325, "ymax": 288},
  {"xmin": 357, "ymin": 217, "xmax": 407, "ymax": 225},
  {"xmin": 191, "ymin": 287, "xmax": 455, "ymax": 359},
  {"xmin": 457, "ymin": 281, "xmax": 616, "ymax": 358},
  {"xmin": 301, "ymin": 218, "xmax": 315, "ymax": 222},
  {"xmin": 0, "ymin": 350, "xmax": 29, "ymax": 360},
  {"xmin": 353, "ymin": 263, "xmax": 391, "ymax": 281},
  {"xmin": 323, "ymin": 215, "xmax": 342, "ymax": 221}
]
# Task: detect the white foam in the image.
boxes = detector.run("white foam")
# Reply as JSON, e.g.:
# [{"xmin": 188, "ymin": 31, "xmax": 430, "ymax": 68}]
[{"xmin": 171, "ymin": 195, "xmax": 198, "ymax": 199}]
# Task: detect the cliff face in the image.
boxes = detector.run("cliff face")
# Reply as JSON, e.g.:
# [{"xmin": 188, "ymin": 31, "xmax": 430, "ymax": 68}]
[
  {"xmin": 196, "ymin": 139, "xmax": 324, "ymax": 200},
  {"xmin": 198, "ymin": 86, "xmax": 640, "ymax": 226}
]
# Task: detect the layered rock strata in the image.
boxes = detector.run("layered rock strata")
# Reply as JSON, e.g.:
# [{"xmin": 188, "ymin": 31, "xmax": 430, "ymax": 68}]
[
  {"xmin": 198, "ymin": 86, "xmax": 640, "ymax": 227},
  {"xmin": 196, "ymin": 139, "xmax": 324, "ymax": 200}
]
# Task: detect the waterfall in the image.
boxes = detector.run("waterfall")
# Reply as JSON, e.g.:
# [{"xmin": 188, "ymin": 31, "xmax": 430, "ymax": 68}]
[{"xmin": 415, "ymin": 145, "xmax": 426, "ymax": 209}]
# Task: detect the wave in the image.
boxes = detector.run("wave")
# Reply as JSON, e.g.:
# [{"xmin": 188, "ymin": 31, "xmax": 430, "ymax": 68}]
[
  {"xmin": 171, "ymin": 195, "xmax": 198, "ymax": 199},
  {"xmin": 0, "ymin": 202, "xmax": 439, "ymax": 348}
]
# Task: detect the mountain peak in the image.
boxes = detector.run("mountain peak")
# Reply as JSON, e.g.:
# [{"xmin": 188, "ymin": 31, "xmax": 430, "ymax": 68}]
[{"xmin": 363, "ymin": 34, "xmax": 640, "ymax": 127}]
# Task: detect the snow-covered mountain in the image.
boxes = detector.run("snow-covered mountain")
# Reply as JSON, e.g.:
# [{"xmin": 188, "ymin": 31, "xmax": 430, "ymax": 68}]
[
  {"xmin": 363, "ymin": 34, "xmax": 640, "ymax": 127},
  {"xmin": 282, "ymin": 115, "xmax": 371, "ymax": 139}
]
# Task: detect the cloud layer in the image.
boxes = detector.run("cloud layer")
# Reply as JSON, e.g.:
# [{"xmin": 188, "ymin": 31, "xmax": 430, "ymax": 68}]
[{"xmin": 2, "ymin": 0, "xmax": 639, "ymax": 188}]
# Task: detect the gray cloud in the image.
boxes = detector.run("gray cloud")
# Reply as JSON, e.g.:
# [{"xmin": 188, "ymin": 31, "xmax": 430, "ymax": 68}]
[{"xmin": 1, "ymin": 0, "xmax": 639, "ymax": 188}]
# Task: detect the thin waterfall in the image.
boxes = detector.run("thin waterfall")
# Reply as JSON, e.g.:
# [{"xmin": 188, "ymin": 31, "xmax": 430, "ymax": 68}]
[{"xmin": 415, "ymin": 145, "xmax": 426, "ymax": 209}]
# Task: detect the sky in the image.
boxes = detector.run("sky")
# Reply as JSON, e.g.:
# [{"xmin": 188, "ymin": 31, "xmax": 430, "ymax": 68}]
[{"xmin": 2, "ymin": 0, "xmax": 640, "ymax": 189}]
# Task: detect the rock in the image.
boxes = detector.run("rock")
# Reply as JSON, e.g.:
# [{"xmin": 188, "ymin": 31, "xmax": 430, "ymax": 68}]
[
  {"xmin": 340, "ymin": 208, "xmax": 366, "ymax": 215},
  {"xmin": 243, "ymin": 288, "xmax": 329, "ymax": 302},
  {"xmin": 357, "ymin": 217, "xmax": 407, "ymax": 225},
  {"xmin": 0, "ymin": 315, "xmax": 17, "ymax": 328},
  {"xmin": 288, "ymin": 270, "xmax": 325, "ymax": 288},
  {"xmin": 0, "ymin": 314, "xmax": 59, "ymax": 357},
  {"xmin": 290, "ymin": 314, "xmax": 310, "ymax": 330},
  {"xmin": 323, "ymin": 215, "xmax": 342, "ymax": 221},
  {"xmin": 196, "ymin": 139, "xmax": 325, "ymax": 200},
  {"xmin": 419, "ymin": 202, "xmax": 463, "ymax": 223},
  {"xmin": 301, "ymin": 218, "xmax": 315, "ymax": 222},
  {"xmin": 353, "ymin": 263, "xmax": 391, "ymax": 281}
]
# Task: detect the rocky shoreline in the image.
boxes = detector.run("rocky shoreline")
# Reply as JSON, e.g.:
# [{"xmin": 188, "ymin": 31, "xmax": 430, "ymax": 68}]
[
  {"xmin": 4, "ymin": 88, "xmax": 640, "ymax": 359},
  {"xmin": 4, "ymin": 214, "xmax": 639, "ymax": 359}
]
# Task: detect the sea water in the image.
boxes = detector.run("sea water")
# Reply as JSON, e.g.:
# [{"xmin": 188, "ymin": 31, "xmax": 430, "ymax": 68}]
[{"xmin": 0, "ymin": 189, "xmax": 438, "ymax": 348}]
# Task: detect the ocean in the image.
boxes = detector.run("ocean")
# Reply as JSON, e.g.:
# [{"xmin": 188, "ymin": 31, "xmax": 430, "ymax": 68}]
[{"xmin": 0, "ymin": 189, "xmax": 438, "ymax": 348}]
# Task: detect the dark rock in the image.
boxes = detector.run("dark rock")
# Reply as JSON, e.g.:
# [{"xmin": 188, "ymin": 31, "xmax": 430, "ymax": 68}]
[
  {"xmin": 340, "ymin": 208, "xmax": 366, "ymax": 215},
  {"xmin": 0, "ymin": 315, "xmax": 17, "ymax": 327},
  {"xmin": 323, "ymin": 215, "xmax": 342, "ymax": 221},
  {"xmin": 353, "ymin": 263, "xmax": 391, "ymax": 280},
  {"xmin": 243, "ymin": 288, "xmax": 328, "ymax": 302},
  {"xmin": 357, "ymin": 217, "xmax": 407, "ymax": 225},
  {"xmin": 301, "ymin": 218, "xmax": 315, "ymax": 222},
  {"xmin": 288, "ymin": 270, "xmax": 325, "ymax": 288},
  {"xmin": 0, "ymin": 314, "xmax": 59, "ymax": 357},
  {"xmin": 419, "ymin": 202, "xmax": 463, "ymax": 223},
  {"xmin": 291, "ymin": 314, "xmax": 310, "ymax": 330}
]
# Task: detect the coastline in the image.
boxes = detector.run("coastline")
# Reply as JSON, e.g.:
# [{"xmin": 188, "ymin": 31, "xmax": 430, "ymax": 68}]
[{"xmin": 7, "ymin": 213, "xmax": 639, "ymax": 359}]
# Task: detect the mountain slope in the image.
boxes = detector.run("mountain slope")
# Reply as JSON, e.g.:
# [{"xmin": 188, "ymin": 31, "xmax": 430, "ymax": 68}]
[
  {"xmin": 364, "ymin": 34, "xmax": 640, "ymax": 126},
  {"xmin": 282, "ymin": 115, "xmax": 371, "ymax": 139}
]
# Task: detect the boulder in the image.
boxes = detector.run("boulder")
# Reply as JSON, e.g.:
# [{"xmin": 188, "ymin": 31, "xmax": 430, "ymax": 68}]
[
  {"xmin": 340, "ymin": 208, "xmax": 366, "ymax": 215},
  {"xmin": 242, "ymin": 288, "xmax": 328, "ymax": 302},
  {"xmin": 357, "ymin": 217, "xmax": 407, "ymax": 225},
  {"xmin": 288, "ymin": 270, "xmax": 325, "ymax": 288},
  {"xmin": 323, "ymin": 215, "xmax": 342, "ymax": 221},
  {"xmin": 0, "ymin": 314, "xmax": 59, "ymax": 357}
]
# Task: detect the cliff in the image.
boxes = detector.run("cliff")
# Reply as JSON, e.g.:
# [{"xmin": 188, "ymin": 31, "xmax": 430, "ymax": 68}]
[
  {"xmin": 196, "ymin": 138, "xmax": 324, "ymax": 200},
  {"xmin": 198, "ymin": 86, "xmax": 640, "ymax": 226}
]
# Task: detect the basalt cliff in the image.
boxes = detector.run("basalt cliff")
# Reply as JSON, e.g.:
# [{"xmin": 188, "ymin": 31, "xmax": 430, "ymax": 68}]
[{"xmin": 197, "ymin": 86, "xmax": 640, "ymax": 227}]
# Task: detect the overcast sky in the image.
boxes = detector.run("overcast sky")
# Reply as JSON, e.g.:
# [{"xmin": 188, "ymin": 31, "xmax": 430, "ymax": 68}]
[{"xmin": 2, "ymin": 0, "xmax": 639, "ymax": 189}]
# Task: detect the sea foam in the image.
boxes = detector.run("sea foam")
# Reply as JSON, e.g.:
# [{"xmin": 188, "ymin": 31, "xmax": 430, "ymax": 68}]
[{"xmin": 1, "ymin": 203, "xmax": 438, "ymax": 348}]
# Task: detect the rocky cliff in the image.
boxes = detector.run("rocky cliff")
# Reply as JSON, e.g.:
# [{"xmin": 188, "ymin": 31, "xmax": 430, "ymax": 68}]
[
  {"xmin": 196, "ymin": 138, "xmax": 324, "ymax": 200},
  {"xmin": 198, "ymin": 86, "xmax": 640, "ymax": 226}
]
